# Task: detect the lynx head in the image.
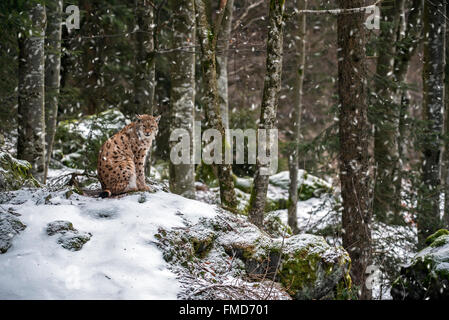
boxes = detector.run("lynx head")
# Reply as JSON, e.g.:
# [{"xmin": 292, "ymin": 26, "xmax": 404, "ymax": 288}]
[{"xmin": 135, "ymin": 114, "xmax": 161, "ymax": 141}]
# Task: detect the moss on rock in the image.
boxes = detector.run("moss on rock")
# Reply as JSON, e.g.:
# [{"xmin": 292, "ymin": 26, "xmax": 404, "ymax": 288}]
[
  {"xmin": 391, "ymin": 229, "xmax": 449, "ymax": 300},
  {"xmin": 426, "ymin": 229, "xmax": 449, "ymax": 246}
]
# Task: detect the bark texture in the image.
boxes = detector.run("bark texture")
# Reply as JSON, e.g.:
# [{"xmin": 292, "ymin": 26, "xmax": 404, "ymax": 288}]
[
  {"xmin": 248, "ymin": 0, "xmax": 285, "ymax": 227},
  {"xmin": 373, "ymin": 0, "xmax": 404, "ymax": 223},
  {"xmin": 44, "ymin": 0, "xmax": 63, "ymax": 183},
  {"xmin": 217, "ymin": 0, "xmax": 234, "ymax": 129},
  {"xmin": 168, "ymin": 0, "xmax": 196, "ymax": 199},
  {"xmin": 17, "ymin": 3, "xmax": 47, "ymax": 183},
  {"xmin": 418, "ymin": 0, "xmax": 446, "ymax": 246},
  {"xmin": 445, "ymin": 0, "xmax": 449, "ymax": 229},
  {"xmin": 337, "ymin": 0, "xmax": 372, "ymax": 300},
  {"xmin": 287, "ymin": 0, "xmax": 307, "ymax": 234},
  {"xmin": 134, "ymin": 0, "xmax": 156, "ymax": 115},
  {"xmin": 195, "ymin": 0, "xmax": 238, "ymax": 209}
]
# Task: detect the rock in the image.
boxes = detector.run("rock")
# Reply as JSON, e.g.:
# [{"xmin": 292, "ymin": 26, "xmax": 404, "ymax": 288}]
[
  {"xmin": 46, "ymin": 220, "xmax": 75, "ymax": 236},
  {"xmin": 218, "ymin": 170, "xmax": 333, "ymax": 213},
  {"xmin": 391, "ymin": 229, "xmax": 449, "ymax": 300},
  {"xmin": 156, "ymin": 211, "xmax": 351, "ymax": 300},
  {"xmin": 0, "ymin": 151, "xmax": 40, "ymax": 191},
  {"xmin": 234, "ymin": 176, "xmax": 252, "ymax": 193},
  {"xmin": 263, "ymin": 212, "xmax": 292, "ymax": 238},
  {"xmin": 0, "ymin": 211, "xmax": 26, "ymax": 253},
  {"xmin": 218, "ymin": 218, "xmax": 351, "ymax": 300},
  {"xmin": 269, "ymin": 170, "xmax": 332, "ymax": 201},
  {"xmin": 46, "ymin": 220, "xmax": 91, "ymax": 251},
  {"xmin": 57, "ymin": 232, "xmax": 92, "ymax": 251}
]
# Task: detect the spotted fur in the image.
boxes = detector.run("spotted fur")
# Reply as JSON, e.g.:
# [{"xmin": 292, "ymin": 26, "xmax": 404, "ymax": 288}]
[{"xmin": 97, "ymin": 114, "xmax": 160, "ymax": 197}]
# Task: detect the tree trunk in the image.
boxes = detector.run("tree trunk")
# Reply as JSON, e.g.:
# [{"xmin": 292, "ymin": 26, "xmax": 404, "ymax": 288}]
[
  {"xmin": 216, "ymin": 0, "xmax": 234, "ymax": 129},
  {"xmin": 444, "ymin": 0, "xmax": 449, "ymax": 229},
  {"xmin": 134, "ymin": 0, "xmax": 156, "ymax": 177},
  {"xmin": 79, "ymin": 0, "xmax": 103, "ymax": 115},
  {"xmin": 44, "ymin": 0, "xmax": 63, "ymax": 183},
  {"xmin": 393, "ymin": 0, "xmax": 423, "ymax": 225},
  {"xmin": 337, "ymin": 0, "xmax": 372, "ymax": 300},
  {"xmin": 373, "ymin": 0, "xmax": 403, "ymax": 223},
  {"xmin": 195, "ymin": 0, "xmax": 238, "ymax": 210},
  {"xmin": 134, "ymin": 0, "xmax": 156, "ymax": 115},
  {"xmin": 248, "ymin": 0, "xmax": 285, "ymax": 227},
  {"xmin": 168, "ymin": 0, "xmax": 196, "ymax": 199},
  {"xmin": 287, "ymin": 0, "xmax": 307, "ymax": 234},
  {"xmin": 418, "ymin": 0, "xmax": 446, "ymax": 247},
  {"xmin": 17, "ymin": 3, "xmax": 47, "ymax": 183}
]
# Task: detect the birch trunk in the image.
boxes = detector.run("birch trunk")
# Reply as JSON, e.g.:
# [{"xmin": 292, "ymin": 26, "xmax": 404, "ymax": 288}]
[
  {"xmin": 17, "ymin": 3, "xmax": 47, "ymax": 183},
  {"xmin": 418, "ymin": 0, "xmax": 446, "ymax": 247},
  {"xmin": 248, "ymin": 0, "xmax": 285, "ymax": 227},
  {"xmin": 168, "ymin": 0, "xmax": 196, "ymax": 199},
  {"xmin": 337, "ymin": 0, "xmax": 372, "ymax": 300},
  {"xmin": 287, "ymin": 0, "xmax": 307, "ymax": 234},
  {"xmin": 195, "ymin": 0, "xmax": 238, "ymax": 210},
  {"xmin": 44, "ymin": 0, "xmax": 63, "ymax": 183}
]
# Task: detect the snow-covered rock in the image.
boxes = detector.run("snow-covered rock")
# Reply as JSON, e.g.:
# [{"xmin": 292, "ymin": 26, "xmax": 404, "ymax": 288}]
[
  {"xmin": 46, "ymin": 220, "xmax": 92, "ymax": 251},
  {"xmin": 391, "ymin": 229, "xmax": 449, "ymax": 300},
  {"xmin": 0, "ymin": 151, "xmax": 40, "ymax": 191},
  {"xmin": 268, "ymin": 170, "xmax": 332, "ymax": 201},
  {"xmin": 0, "ymin": 210, "xmax": 27, "ymax": 253},
  {"xmin": 157, "ymin": 209, "xmax": 351, "ymax": 300},
  {"xmin": 199, "ymin": 170, "xmax": 334, "ymax": 212},
  {"xmin": 0, "ymin": 182, "xmax": 352, "ymax": 300}
]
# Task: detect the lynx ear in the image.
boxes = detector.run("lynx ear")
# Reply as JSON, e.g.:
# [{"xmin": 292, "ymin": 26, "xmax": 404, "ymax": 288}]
[
  {"xmin": 136, "ymin": 114, "xmax": 144, "ymax": 121},
  {"xmin": 155, "ymin": 115, "xmax": 161, "ymax": 123}
]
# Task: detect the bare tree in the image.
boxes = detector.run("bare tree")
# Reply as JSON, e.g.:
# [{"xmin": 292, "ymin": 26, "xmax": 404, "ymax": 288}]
[
  {"xmin": 17, "ymin": 3, "xmax": 47, "ymax": 183},
  {"xmin": 168, "ymin": 0, "xmax": 196, "ymax": 199},
  {"xmin": 195, "ymin": 0, "xmax": 238, "ymax": 210},
  {"xmin": 444, "ymin": 0, "xmax": 449, "ymax": 229},
  {"xmin": 134, "ymin": 0, "xmax": 156, "ymax": 115},
  {"xmin": 217, "ymin": 0, "xmax": 234, "ymax": 129},
  {"xmin": 287, "ymin": 0, "xmax": 307, "ymax": 234},
  {"xmin": 373, "ymin": 0, "xmax": 404, "ymax": 223},
  {"xmin": 44, "ymin": 0, "xmax": 63, "ymax": 183},
  {"xmin": 418, "ymin": 0, "xmax": 446, "ymax": 246},
  {"xmin": 248, "ymin": 0, "xmax": 285, "ymax": 227},
  {"xmin": 337, "ymin": 0, "xmax": 372, "ymax": 300}
]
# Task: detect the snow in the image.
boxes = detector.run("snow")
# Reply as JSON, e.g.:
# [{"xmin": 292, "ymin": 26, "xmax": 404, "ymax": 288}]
[{"xmin": 0, "ymin": 187, "xmax": 217, "ymax": 299}]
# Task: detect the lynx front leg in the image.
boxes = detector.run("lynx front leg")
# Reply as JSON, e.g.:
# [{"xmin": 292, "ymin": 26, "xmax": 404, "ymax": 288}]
[{"xmin": 135, "ymin": 156, "xmax": 152, "ymax": 192}]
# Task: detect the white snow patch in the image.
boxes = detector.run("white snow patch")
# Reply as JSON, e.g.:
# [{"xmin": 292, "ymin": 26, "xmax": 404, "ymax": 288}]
[{"xmin": 0, "ymin": 189, "xmax": 217, "ymax": 299}]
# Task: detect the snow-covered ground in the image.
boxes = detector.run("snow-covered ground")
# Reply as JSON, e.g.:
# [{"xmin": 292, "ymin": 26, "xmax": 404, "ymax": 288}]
[
  {"xmin": 0, "ymin": 188, "xmax": 217, "ymax": 299},
  {"xmin": 0, "ymin": 165, "xmax": 418, "ymax": 300}
]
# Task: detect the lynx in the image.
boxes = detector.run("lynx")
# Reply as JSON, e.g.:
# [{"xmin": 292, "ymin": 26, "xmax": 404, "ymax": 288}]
[{"xmin": 97, "ymin": 114, "xmax": 160, "ymax": 197}]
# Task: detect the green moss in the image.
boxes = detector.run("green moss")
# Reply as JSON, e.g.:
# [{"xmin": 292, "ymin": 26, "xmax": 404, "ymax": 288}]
[
  {"xmin": 190, "ymin": 235, "xmax": 215, "ymax": 258},
  {"xmin": 430, "ymin": 235, "xmax": 449, "ymax": 248},
  {"xmin": 426, "ymin": 229, "xmax": 449, "ymax": 246},
  {"xmin": 278, "ymin": 250, "xmax": 322, "ymax": 297}
]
